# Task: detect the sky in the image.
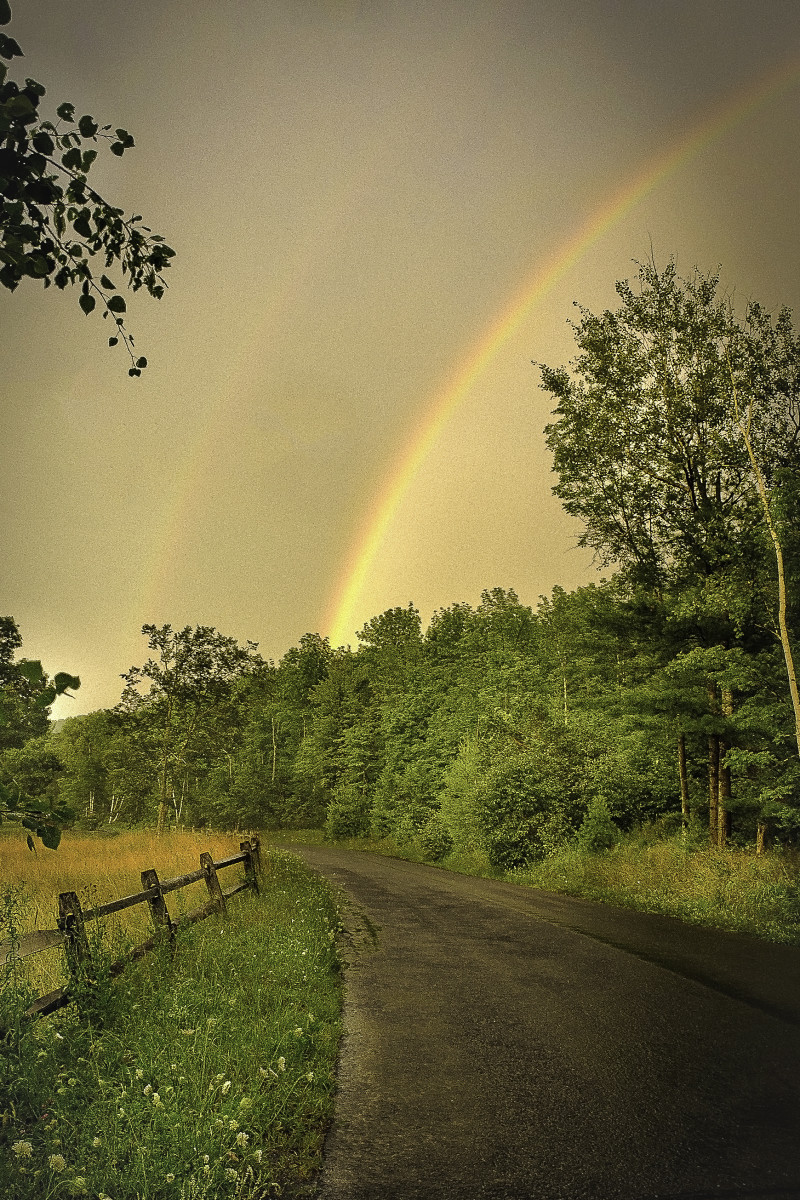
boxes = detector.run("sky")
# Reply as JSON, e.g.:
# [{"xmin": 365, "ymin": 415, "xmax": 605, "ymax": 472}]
[{"xmin": 4, "ymin": 0, "xmax": 800, "ymax": 718}]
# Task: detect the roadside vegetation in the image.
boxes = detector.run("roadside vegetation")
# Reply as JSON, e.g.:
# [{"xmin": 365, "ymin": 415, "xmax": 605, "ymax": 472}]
[{"xmin": 0, "ymin": 831, "xmax": 343, "ymax": 1200}]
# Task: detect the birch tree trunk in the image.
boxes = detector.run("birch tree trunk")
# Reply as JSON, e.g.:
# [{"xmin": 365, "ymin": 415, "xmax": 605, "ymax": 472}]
[{"xmin": 730, "ymin": 360, "xmax": 800, "ymax": 758}]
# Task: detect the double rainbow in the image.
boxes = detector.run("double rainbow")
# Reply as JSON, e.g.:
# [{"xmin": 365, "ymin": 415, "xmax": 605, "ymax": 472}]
[{"xmin": 324, "ymin": 49, "xmax": 800, "ymax": 648}]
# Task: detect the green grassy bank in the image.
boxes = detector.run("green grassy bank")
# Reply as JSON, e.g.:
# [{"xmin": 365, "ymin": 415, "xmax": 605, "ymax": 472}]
[{"xmin": 1, "ymin": 850, "xmax": 343, "ymax": 1200}]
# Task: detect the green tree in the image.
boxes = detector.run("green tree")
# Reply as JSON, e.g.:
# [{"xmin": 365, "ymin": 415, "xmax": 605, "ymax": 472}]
[
  {"xmin": 540, "ymin": 259, "xmax": 800, "ymax": 840},
  {"xmin": 120, "ymin": 625, "xmax": 263, "ymax": 833},
  {"xmin": 0, "ymin": 617, "xmax": 79, "ymax": 846},
  {"xmin": 0, "ymin": 2, "xmax": 174, "ymax": 373}
]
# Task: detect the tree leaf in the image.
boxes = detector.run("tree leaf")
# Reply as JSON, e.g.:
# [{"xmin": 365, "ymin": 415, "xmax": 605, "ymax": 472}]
[
  {"xmin": 39, "ymin": 824, "xmax": 61, "ymax": 850},
  {"xmin": 0, "ymin": 2, "xmax": 12, "ymax": 27},
  {"xmin": 32, "ymin": 130, "xmax": 55, "ymax": 156},
  {"xmin": 108, "ymin": 336, "xmax": 118, "ymax": 346},
  {"xmin": 0, "ymin": 33, "xmax": 23, "ymax": 59},
  {"xmin": 136, "ymin": 357, "xmax": 147, "ymax": 368},
  {"xmin": 53, "ymin": 671, "xmax": 80, "ymax": 694},
  {"xmin": 72, "ymin": 210, "xmax": 91, "ymax": 238},
  {"xmin": 107, "ymin": 294, "xmax": 126, "ymax": 313},
  {"xmin": 100, "ymin": 274, "xmax": 116, "ymax": 289},
  {"xmin": 56, "ymin": 101, "xmax": 75, "ymax": 122},
  {"xmin": 79, "ymin": 291, "xmax": 95, "ymax": 315},
  {"xmin": 78, "ymin": 114, "xmax": 98, "ymax": 138}
]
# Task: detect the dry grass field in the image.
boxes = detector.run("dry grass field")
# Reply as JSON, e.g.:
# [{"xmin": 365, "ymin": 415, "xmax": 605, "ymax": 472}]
[{"xmin": 0, "ymin": 828, "xmax": 251, "ymax": 998}]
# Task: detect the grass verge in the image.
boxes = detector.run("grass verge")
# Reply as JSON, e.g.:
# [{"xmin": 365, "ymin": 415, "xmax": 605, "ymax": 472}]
[{"xmin": 1, "ymin": 843, "xmax": 343, "ymax": 1200}]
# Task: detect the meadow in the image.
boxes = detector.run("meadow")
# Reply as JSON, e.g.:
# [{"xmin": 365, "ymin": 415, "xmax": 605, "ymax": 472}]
[{"xmin": 0, "ymin": 830, "xmax": 343, "ymax": 1200}]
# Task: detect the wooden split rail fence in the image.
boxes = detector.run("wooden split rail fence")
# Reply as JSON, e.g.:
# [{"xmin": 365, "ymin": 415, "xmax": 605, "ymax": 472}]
[{"xmin": 0, "ymin": 837, "xmax": 263, "ymax": 1020}]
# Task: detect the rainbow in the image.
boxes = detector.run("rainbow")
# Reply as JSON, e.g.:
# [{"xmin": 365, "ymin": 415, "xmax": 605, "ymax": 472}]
[{"xmin": 324, "ymin": 49, "xmax": 800, "ymax": 648}]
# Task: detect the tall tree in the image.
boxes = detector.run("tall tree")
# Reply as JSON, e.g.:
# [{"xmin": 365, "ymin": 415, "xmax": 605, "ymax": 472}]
[
  {"xmin": 120, "ymin": 625, "xmax": 262, "ymax": 833},
  {"xmin": 539, "ymin": 259, "xmax": 800, "ymax": 838}
]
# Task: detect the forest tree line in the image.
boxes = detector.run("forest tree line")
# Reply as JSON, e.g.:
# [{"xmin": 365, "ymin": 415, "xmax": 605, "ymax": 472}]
[{"xmin": 2, "ymin": 261, "xmax": 798, "ymax": 863}]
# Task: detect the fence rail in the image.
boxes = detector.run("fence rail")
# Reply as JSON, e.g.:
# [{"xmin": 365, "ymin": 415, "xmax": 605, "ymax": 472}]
[{"xmin": 0, "ymin": 837, "xmax": 263, "ymax": 1020}]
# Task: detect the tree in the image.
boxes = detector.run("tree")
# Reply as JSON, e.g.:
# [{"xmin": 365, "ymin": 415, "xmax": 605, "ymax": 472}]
[
  {"xmin": 0, "ymin": 2, "xmax": 174, "ymax": 374},
  {"xmin": 0, "ymin": 615, "xmax": 80, "ymax": 846},
  {"xmin": 120, "ymin": 625, "xmax": 263, "ymax": 833},
  {"xmin": 539, "ymin": 259, "xmax": 800, "ymax": 839}
]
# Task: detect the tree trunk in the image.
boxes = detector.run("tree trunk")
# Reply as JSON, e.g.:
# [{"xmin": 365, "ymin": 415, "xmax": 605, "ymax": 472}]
[
  {"xmin": 678, "ymin": 733, "xmax": 690, "ymax": 840},
  {"xmin": 730, "ymin": 364, "xmax": 800, "ymax": 758},
  {"xmin": 708, "ymin": 735, "xmax": 720, "ymax": 844},
  {"xmin": 718, "ymin": 686, "xmax": 734, "ymax": 848},
  {"xmin": 756, "ymin": 820, "xmax": 769, "ymax": 855},
  {"xmin": 707, "ymin": 683, "xmax": 719, "ymax": 845}
]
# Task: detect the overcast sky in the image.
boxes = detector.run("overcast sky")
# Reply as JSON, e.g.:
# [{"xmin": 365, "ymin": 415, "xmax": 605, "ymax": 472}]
[{"xmin": 4, "ymin": 0, "xmax": 800, "ymax": 717}]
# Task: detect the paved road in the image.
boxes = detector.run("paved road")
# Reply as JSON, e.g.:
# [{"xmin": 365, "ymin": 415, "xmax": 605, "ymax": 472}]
[{"xmin": 287, "ymin": 846, "xmax": 800, "ymax": 1200}]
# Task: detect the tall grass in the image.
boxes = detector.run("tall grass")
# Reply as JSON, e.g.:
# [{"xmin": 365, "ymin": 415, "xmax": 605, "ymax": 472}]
[
  {"xmin": 0, "ymin": 831, "xmax": 343, "ymax": 1199},
  {"xmin": 512, "ymin": 836, "xmax": 800, "ymax": 943},
  {"xmin": 0, "ymin": 830, "xmax": 248, "ymax": 998}
]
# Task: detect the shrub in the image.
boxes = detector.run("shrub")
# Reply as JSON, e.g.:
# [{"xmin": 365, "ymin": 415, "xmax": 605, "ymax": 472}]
[
  {"xmin": 576, "ymin": 795, "xmax": 620, "ymax": 852},
  {"xmin": 416, "ymin": 815, "xmax": 453, "ymax": 862},
  {"xmin": 325, "ymin": 785, "xmax": 371, "ymax": 839},
  {"xmin": 475, "ymin": 746, "xmax": 581, "ymax": 870}
]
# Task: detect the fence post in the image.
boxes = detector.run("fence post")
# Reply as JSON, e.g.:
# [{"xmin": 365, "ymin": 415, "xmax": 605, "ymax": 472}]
[
  {"xmin": 58, "ymin": 891, "xmax": 91, "ymax": 982},
  {"xmin": 140, "ymin": 868, "xmax": 175, "ymax": 946},
  {"xmin": 249, "ymin": 836, "xmax": 263, "ymax": 878},
  {"xmin": 200, "ymin": 851, "xmax": 227, "ymax": 916},
  {"xmin": 240, "ymin": 840, "xmax": 259, "ymax": 895}
]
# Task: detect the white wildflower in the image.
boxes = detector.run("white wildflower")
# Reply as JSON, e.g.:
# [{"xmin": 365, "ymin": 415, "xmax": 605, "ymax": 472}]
[
  {"xmin": 221, "ymin": 1080, "xmax": 232, "ymax": 1096},
  {"xmin": 202, "ymin": 1155, "xmax": 210, "ymax": 1164},
  {"xmin": 166, "ymin": 1173, "xmax": 175, "ymax": 1182},
  {"xmin": 238, "ymin": 1097, "xmax": 251, "ymax": 1110},
  {"xmin": 152, "ymin": 1093, "xmax": 162, "ymax": 1107},
  {"xmin": 253, "ymin": 1149, "xmax": 263, "ymax": 1164},
  {"xmin": 12, "ymin": 1141, "xmax": 33, "ymax": 1160},
  {"xmin": 48, "ymin": 1154, "xmax": 67, "ymax": 1172},
  {"xmin": 235, "ymin": 1132, "xmax": 249, "ymax": 1148},
  {"xmin": 277, "ymin": 1057, "xmax": 286, "ymax": 1072},
  {"xmin": 143, "ymin": 1084, "xmax": 152, "ymax": 1096},
  {"xmin": 225, "ymin": 1168, "xmax": 237, "ymax": 1180},
  {"xmin": 228, "ymin": 1119, "xmax": 239, "ymax": 1131},
  {"xmin": 68, "ymin": 1178, "xmax": 88, "ymax": 1196},
  {"xmin": 292, "ymin": 1026, "xmax": 303, "ymax": 1037},
  {"xmin": 135, "ymin": 1069, "xmax": 144, "ymax": 1080},
  {"xmin": 203, "ymin": 1165, "xmax": 210, "ymax": 1176},
  {"xmin": 92, "ymin": 1136, "xmax": 102, "ymax": 1148},
  {"xmin": 306, "ymin": 1072, "xmax": 315, "ymax": 1082}
]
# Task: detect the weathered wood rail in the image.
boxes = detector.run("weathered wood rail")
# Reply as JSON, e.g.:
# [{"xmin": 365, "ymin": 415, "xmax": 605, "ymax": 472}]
[{"xmin": 0, "ymin": 837, "xmax": 263, "ymax": 1020}]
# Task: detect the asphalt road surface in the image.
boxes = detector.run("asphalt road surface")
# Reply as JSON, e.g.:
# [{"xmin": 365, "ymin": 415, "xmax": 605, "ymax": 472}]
[{"xmin": 287, "ymin": 845, "xmax": 800, "ymax": 1200}]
